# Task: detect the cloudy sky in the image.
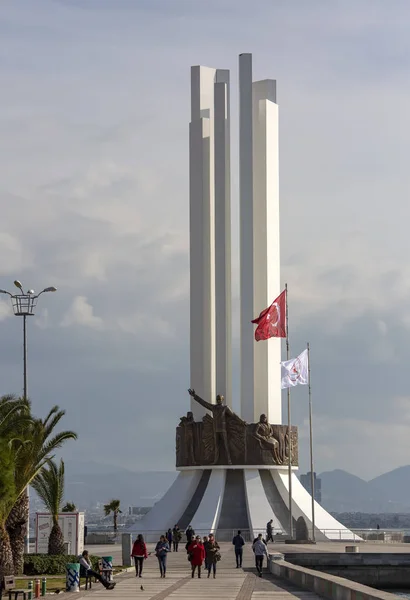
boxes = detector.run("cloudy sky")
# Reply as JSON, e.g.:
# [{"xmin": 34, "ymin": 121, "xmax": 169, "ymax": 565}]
[{"xmin": 1, "ymin": 0, "xmax": 410, "ymax": 481}]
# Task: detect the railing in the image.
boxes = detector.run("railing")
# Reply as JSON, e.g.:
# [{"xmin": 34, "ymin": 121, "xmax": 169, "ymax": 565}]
[
  {"xmin": 30, "ymin": 527, "xmax": 410, "ymax": 546},
  {"xmin": 326, "ymin": 528, "xmax": 410, "ymax": 543},
  {"xmin": 82, "ymin": 528, "xmax": 410, "ymax": 544}
]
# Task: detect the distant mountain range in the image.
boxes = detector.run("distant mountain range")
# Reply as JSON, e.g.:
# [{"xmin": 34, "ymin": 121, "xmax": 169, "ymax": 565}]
[
  {"xmin": 32, "ymin": 461, "xmax": 410, "ymax": 514},
  {"xmin": 319, "ymin": 467, "xmax": 410, "ymax": 513},
  {"xmin": 58, "ymin": 460, "xmax": 177, "ymax": 511}
]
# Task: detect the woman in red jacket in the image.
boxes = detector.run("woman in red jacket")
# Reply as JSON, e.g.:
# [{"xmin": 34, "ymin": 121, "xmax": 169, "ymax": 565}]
[
  {"xmin": 188, "ymin": 535, "xmax": 206, "ymax": 578},
  {"xmin": 131, "ymin": 534, "xmax": 148, "ymax": 577}
]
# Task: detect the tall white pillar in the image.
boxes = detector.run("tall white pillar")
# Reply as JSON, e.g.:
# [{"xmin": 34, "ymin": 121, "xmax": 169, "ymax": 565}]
[
  {"xmin": 252, "ymin": 80, "xmax": 281, "ymax": 424},
  {"xmin": 239, "ymin": 55, "xmax": 282, "ymax": 424},
  {"xmin": 214, "ymin": 70, "xmax": 232, "ymax": 407},
  {"xmin": 190, "ymin": 66, "xmax": 216, "ymax": 420},
  {"xmin": 190, "ymin": 66, "xmax": 231, "ymax": 418},
  {"xmin": 239, "ymin": 53, "xmax": 255, "ymax": 423},
  {"xmin": 189, "ymin": 116, "xmax": 214, "ymax": 421}
]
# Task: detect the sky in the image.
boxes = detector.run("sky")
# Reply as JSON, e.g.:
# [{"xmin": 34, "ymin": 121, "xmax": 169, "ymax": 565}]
[{"xmin": 1, "ymin": 0, "xmax": 410, "ymax": 481}]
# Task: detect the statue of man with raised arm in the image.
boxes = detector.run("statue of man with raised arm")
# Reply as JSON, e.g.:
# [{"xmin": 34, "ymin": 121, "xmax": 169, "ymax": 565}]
[{"xmin": 188, "ymin": 388, "xmax": 232, "ymax": 465}]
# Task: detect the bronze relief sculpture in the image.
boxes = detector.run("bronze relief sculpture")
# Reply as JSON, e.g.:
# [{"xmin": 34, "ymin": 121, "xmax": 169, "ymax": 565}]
[{"xmin": 176, "ymin": 390, "xmax": 298, "ymax": 468}]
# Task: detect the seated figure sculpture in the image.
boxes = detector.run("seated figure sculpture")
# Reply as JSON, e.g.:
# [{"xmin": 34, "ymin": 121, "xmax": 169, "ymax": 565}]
[{"xmin": 253, "ymin": 414, "xmax": 282, "ymax": 464}]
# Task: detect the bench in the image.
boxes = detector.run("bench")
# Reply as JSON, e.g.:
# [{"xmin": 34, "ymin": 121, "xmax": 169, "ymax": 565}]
[
  {"xmin": 98, "ymin": 560, "xmax": 112, "ymax": 582},
  {"xmin": 1, "ymin": 576, "xmax": 27, "ymax": 600},
  {"xmin": 79, "ymin": 560, "xmax": 112, "ymax": 590},
  {"xmin": 79, "ymin": 564, "xmax": 94, "ymax": 590}
]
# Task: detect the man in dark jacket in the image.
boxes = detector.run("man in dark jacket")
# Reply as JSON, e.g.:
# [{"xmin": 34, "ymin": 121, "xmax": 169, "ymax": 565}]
[
  {"xmin": 266, "ymin": 519, "xmax": 274, "ymax": 543},
  {"xmin": 185, "ymin": 525, "xmax": 195, "ymax": 545},
  {"xmin": 232, "ymin": 530, "xmax": 245, "ymax": 567}
]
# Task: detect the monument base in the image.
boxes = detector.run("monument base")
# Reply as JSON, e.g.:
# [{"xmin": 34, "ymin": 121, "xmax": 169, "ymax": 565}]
[{"xmin": 132, "ymin": 467, "xmax": 355, "ymax": 542}]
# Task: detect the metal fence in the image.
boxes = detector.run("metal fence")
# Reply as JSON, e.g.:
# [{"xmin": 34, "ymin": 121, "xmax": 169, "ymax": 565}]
[{"xmin": 81, "ymin": 528, "xmax": 410, "ymax": 544}]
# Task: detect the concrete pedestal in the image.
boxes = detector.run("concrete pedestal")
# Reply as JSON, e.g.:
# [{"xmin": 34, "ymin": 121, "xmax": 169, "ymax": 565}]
[
  {"xmin": 122, "ymin": 533, "xmax": 132, "ymax": 567},
  {"xmin": 132, "ymin": 468, "xmax": 354, "ymax": 542}
]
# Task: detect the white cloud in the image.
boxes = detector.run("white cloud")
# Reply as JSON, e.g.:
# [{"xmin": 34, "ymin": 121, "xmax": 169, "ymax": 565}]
[
  {"xmin": 299, "ymin": 410, "xmax": 410, "ymax": 480},
  {"xmin": 0, "ymin": 299, "xmax": 12, "ymax": 321},
  {"xmin": 60, "ymin": 296, "xmax": 104, "ymax": 330},
  {"xmin": 35, "ymin": 308, "xmax": 49, "ymax": 330},
  {"xmin": 1, "ymin": 0, "xmax": 410, "ymax": 476},
  {"xmin": 0, "ymin": 232, "xmax": 29, "ymax": 276},
  {"xmin": 116, "ymin": 312, "xmax": 175, "ymax": 338}
]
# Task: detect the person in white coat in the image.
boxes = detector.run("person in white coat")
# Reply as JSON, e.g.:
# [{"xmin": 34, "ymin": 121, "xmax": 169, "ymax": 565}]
[{"xmin": 252, "ymin": 534, "xmax": 268, "ymax": 577}]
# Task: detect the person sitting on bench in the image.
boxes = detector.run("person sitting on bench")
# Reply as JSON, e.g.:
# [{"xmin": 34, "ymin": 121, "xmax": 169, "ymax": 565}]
[{"xmin": 79, "ymin": 550, "xmax": 116, "ymax": 590}]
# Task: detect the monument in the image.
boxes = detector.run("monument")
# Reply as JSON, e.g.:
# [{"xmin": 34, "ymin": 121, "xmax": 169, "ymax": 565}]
[{"xmin": 135, "ymin": 54, "xmax": 353, "ymax": 541}]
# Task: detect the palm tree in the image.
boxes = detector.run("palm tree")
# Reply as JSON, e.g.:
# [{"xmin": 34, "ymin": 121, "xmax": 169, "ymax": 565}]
[
  {"xmin": 0, "ymin": 437, "xmax": 16, "ymax": 578},
  {"xmin": 61, "ymin": 502, "xmax": 76, "ymax": 513},
  {"xmin": 0, "ymin": 396, "xmax": 31, "ymax": 578},
  {"xmin": 32, "ymin": 460, "xmax": 65, "ymax": 555},
  {"xmin": 104, "ymin": 500, "xmax": 122, "ymax": 532},
  {"xmin": 6, "ymin": 405, "xmax": 77, "ymax": 572}
]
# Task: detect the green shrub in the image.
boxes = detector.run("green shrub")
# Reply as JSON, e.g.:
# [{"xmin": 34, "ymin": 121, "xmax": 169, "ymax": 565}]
[{"xmin": 23, "ymin": 554, "xmax": 100, "ymax": 576}]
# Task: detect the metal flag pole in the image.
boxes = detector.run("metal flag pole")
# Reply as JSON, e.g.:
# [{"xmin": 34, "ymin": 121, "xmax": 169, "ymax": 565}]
[
  {"xmin": 307, "ymin": 342, "xmax": 316, "ymax": 541},
  {"xmin": 285, "ymin": 283, "xmax": 293, "ymax": 539}
]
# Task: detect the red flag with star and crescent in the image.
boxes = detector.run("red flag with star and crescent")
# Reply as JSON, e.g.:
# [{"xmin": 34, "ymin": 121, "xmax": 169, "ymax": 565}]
[{"xmin": 251, "ymin": 289, "xmax": 287, "ymax": 341}]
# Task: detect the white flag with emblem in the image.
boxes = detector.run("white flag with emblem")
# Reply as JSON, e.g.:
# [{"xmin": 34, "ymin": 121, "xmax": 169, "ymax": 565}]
[{"xmin": 281, "ymin": 349, "xmax": 309, "ymax": 389}]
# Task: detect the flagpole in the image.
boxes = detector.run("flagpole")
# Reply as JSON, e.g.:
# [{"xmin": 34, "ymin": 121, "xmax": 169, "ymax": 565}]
[
  {"xmin": 307, "ymin": 342, "xmax": 316, "ymax": 542},
  {"xmin": 285, "ymin": 283, "xmax": 293, "ymax": 539}
]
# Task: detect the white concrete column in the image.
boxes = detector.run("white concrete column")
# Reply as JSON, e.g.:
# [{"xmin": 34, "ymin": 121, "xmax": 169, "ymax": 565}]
[
  {"xmin": 252, "ymin": 80, "xmax": 281, "ymax": 424},
  {"xmin": 189, "ymin": 116, "xmax": 215, "ymax": 420},
  {"xmin": 239, "ymin": 56, "xmax": 281, "ymax": 424},
  {"xmin": 239, "ymin": 53, "xmax": 255, "ymax": 423},
  {"xmin": 189, "ymin": 66, "xmax": 217, "ymax": 419},
  {"xmin": 190, "ymin": 65, "xmax": 231, "ymax": 418},
  {"xmin": 214, "ymin": 70, "xmax": 232, "ymax": 407}
]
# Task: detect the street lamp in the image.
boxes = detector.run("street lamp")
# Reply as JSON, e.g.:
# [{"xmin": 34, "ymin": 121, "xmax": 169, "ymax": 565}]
[
  {"xmin": 0, "ymin": 280, "xmax": 57, "ymax": 553},
  {"xmin": 0, "ymin": 281, "xmax": 57, "ymax": 399}
]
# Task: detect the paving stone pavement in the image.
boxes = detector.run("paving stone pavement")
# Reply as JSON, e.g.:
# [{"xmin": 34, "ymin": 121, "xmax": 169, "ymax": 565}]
[{"xmin": 81, "ymin": 542, "xmax": 323, "ymax": 600}]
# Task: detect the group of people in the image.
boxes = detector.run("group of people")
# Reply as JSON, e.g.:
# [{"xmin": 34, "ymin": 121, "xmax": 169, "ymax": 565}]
[
  {"xmin": 186, "ymin": 530, "xmax": 221, "ymax": 579},
  {"xmin": 78, "ymin": 529, "xmax": 269, "ymax": 590},
  {"xmin": 165, "ymin": 525, "xmax": 183, "ymax": 552},
  {"xmin": 130, "ymin": 524, "xmax": 221, "ymax": 579},
  {"xmin": 232, "ymin": 530, "xmax": 269, "ymax": 577},
  {"xmin": 130, "ymin": 526, "xmax": 271, "ymax": 580}
]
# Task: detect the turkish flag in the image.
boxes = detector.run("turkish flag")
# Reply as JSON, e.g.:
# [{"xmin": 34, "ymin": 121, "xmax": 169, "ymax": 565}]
[{"xmin": 251, "ymin": 289, "xmax": 287, "ymax": 341}]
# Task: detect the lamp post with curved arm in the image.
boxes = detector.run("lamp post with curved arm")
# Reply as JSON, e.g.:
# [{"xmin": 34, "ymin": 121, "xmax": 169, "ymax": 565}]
[
  {"xmin": 0, "ymin": 281, "xmax": 57, "ymax": 399},
  {"xmin": 0, "ymin": 280, "xmax": 57, "ymax": 553}
]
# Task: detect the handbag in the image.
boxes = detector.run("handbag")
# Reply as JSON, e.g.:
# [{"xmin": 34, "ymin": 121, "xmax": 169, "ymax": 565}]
[{"xmin": 215, "ymin": 551, "xmax": 221, "ymax": 562}]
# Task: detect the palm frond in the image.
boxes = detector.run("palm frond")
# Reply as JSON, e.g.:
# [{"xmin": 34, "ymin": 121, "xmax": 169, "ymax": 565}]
[{"xmin": 32, "ymin": 459, "xmax": 65, "ymax": 522}]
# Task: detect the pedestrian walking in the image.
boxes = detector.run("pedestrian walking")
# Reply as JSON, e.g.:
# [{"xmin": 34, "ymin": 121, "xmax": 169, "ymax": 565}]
[
  {"xmin": 232, "ymin": 529, "xmax": 245, "ymax": 568},
  {"xmin": 131, "ymin": 534, "xmax": 148, "ymax": 577},
  {"xmin": 188, "ymin": 535, "xmax": 206, "ymax": 578},
  {"xmin": 185, "ymin": 524, "xmax": 195, "ymax": 544},
  {"xmin": 155, "ymin": 535, "xmax": 170, "ymax": 578},
  {"xmin": 202, "ymin": 536, "xmax": 209, "ymax": 570},
  {"xmin": 166, "ymin": 528, "xmax": 173, "ymax": 550},
  {"xmin": 204, "ymin": 533, "xmax": 220, "ymax": 578},
  {"xmin": 252, "ymin": 533, "xmax": 268, "ymax": 577},
  {"xmin": 172, "ymin": 524, "xmax": 182, "ymax": 552},
  {"xmin": 266, "ymin": 519, "xmax": 274, "ymax": 543}
]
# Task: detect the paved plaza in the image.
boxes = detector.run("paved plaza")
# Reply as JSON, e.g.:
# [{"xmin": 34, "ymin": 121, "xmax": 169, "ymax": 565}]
[{"xmin": 82, "ymin": 542, "xmax": 322, "ymax": 600}]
